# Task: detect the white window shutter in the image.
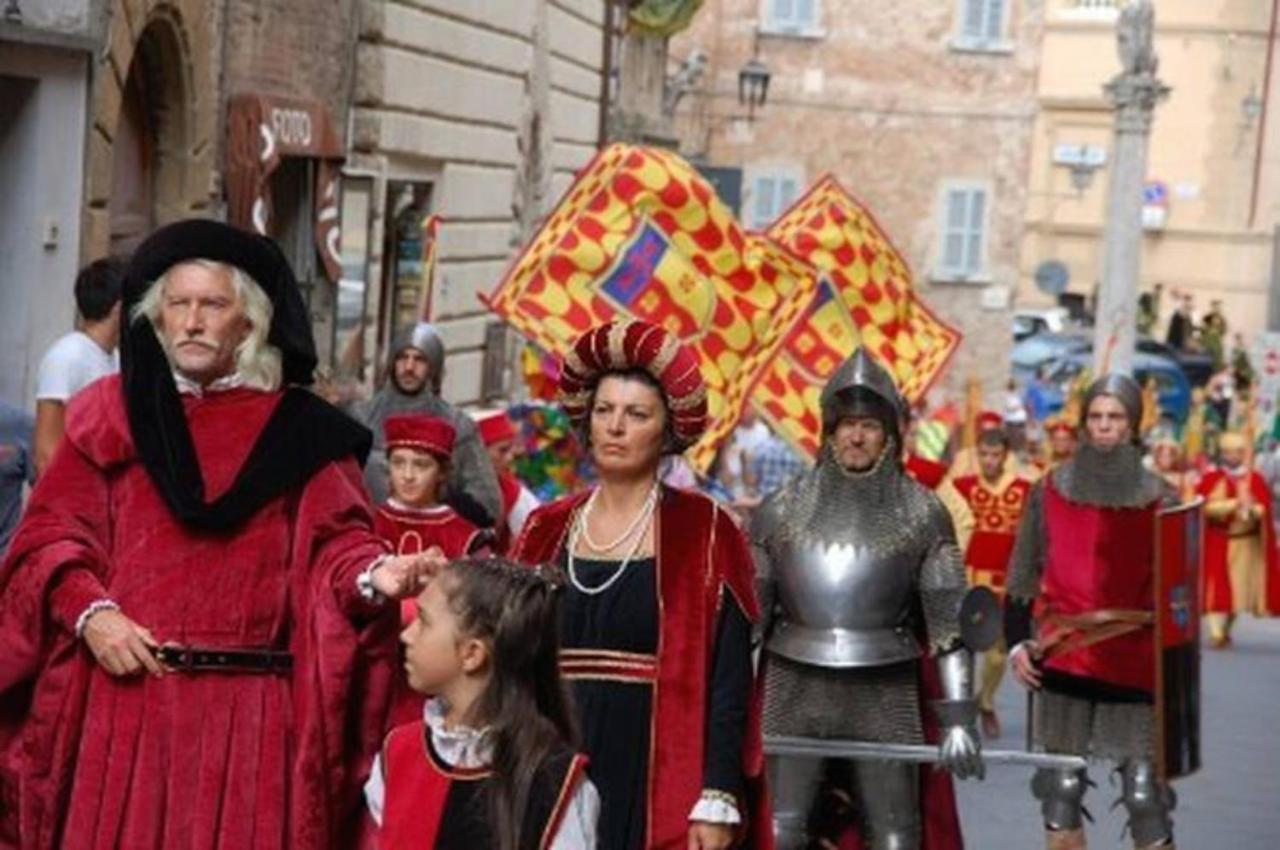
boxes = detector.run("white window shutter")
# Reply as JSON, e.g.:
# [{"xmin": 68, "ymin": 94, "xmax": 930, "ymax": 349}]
[
  {"xmin": 962, "ymin": 0, "xmax": 985, "ymax": 40},
  {"xmin": 965, "ymin": 190, "xmax": 987, "ymax": 273},
  {"xmin": 985, "ymin": 0, "xmax": 1005, "ymax": 40},
  {"xmin": 772, "ymin": 0, "xmax": 795, "ymax": 27},
  {"xmin": 796, "ymin": 0, "xmax": 816, "ymax": 28},
  {"xmin": 943, "ymin": 190, "xmax": 968, "ymax": 273},
  {"xmin": 781, "ymin": 178, "xmax": 799, "ymax": 211},
  {"xmin": 753, "ymin": 177, "xmax": 777, "ymax": 228}
]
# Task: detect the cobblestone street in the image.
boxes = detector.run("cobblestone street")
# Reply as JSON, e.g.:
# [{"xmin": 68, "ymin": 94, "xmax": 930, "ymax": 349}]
[{"xmin": 956, "ymin": 617, "xmax": 1280, "ymax": 848}]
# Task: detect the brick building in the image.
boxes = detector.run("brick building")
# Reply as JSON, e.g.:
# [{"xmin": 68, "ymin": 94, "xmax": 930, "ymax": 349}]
[{"xmin": 672, "ymin": 0, "xmax": 1046, "ymax": 402}]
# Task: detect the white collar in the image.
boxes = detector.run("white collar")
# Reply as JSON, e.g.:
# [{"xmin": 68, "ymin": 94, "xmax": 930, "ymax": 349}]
[
  {"xmin": 174, "ymin": 372, "xmax": 245, "ymax": 397},
  {"xmin": 424, "ymin": 697, "xmax": 491, "ymax": 768},
  {"xmin": 386, "ymin": 498, "xmax": 450, "ymax": 515}
]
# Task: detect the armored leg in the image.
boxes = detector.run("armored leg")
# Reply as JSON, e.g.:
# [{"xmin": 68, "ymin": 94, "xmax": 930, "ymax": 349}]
[
  {"xmin": 1118, "ymin": 760, "xmax": 1175, "ymax": 849},
  {"xmin": 1032, "ymin": 766, "xmax": 1088, "ymax": 830},
  {"xmin": 768, "ymin": 755, "xmax": 824, "ymax": 849},
  {"xmin": 852, "ymin": 758, "xmax": 920, "ymax": 850}
]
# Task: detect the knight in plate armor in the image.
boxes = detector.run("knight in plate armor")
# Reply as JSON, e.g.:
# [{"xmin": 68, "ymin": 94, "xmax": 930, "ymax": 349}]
[{"xmin": 753, "ymin": 349, "xmax": 981, "ymax": 849}]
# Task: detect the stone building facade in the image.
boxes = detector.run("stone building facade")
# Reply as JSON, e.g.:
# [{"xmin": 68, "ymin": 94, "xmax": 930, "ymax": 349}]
[
  {"xmin": 1022, "ymin": 0, "xmax": 1279, "ymax": 340},
  {"xmin": 1, "ymin": 0, "xmax": 609, "ymax": 408},
  {"xmin": 350, "ymin": 0, "xmax": 606, "ymax": 403},
  {"xmin": 672, "ymin": 0, "xmax": 1045, "ymax": 401}
]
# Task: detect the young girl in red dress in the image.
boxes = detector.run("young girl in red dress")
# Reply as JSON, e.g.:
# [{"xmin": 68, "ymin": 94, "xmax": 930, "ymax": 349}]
[
  {"xmin": 376, "ymin": 413, "xmax": 487, "ymax": 725},
  {"xmin": 365, "ymin": 557, "xmax": 598, "ymax": 850}
]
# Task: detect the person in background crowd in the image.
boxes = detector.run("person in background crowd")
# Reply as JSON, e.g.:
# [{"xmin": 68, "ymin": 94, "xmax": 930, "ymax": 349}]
[
  {"xmin": 1200, "ymin": 299, "xmax": 1228, "ymax": 372},
  {"xmin": 1165, "ymin": 292, "xmax": 1194, "ymax": 353},
  {"xmin": 949, "ymin": 428, "xmax": 1032, "ymax": 740},
  {"xmin": 365, "ymin": 557, "xmax": 599, "ymax": 850},
  {"xmin": 355, "ymin": 322, "xmax": 501, "ymax": 525},
  {"xmin": 1136, "ymin": 284, "xmax": 1162, "ymax": 336},
  {"xmin": 0, "ymin": 220, "xmax": 434, "ymax": 850},
  {"xmin": 751, "ymin": 426, "xmax": 809, "ymax": 499},
  {"xmin": 1229, "ymin": 332, "xmax": 1254, "ymax": 393},
  {"xmin": 725, "ymin": 406, "xmax": 771, "ymax": 499},
  {"xmin": 511, "ymin": 320, "xmax": 765, "ymax": 850},
  {"xmin": 1205, "ymin": 373, "xmax": 1233, "ymax": 433},
  {"xmin": 0, "ymin": 400, "xmax": 35, "ymax": 557},
  {"xmin": 1199, "ymin": 431, "xmax": 1280, "ymax": 650},
  {"xmin": 1145, "ymin": 428, "xmax": 1194, "ymax": 501},
  {"xmin": 1025, "ymin": 364, "xmax": 1058, "ymax": 425},
  {"xmin": 32, "ymin": 257, "xmax": 126, "ymax": 476},
  {"xmin": 471, "ymin": 408, "xmax": 540, "ymax": 553}
]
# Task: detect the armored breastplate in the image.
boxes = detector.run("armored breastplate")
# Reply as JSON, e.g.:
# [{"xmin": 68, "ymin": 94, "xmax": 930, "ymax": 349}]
[{"xmin": 767, "ymin": 538, "xmax": 920, "ymax": 668}]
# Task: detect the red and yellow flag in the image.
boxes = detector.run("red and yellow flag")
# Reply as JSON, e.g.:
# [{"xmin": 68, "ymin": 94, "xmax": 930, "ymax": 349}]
[
  {"xmin": 758, "ymin": 175, "xmax": 962, "ymax": 458},
  {"xmin": 486, "ymin": 144, "xmax": 818, "ymax": 470}
]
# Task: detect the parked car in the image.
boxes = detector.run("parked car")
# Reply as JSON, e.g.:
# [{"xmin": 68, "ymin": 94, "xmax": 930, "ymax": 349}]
[
  {"xmin": 1015, "ymin": 344, "xmax": 1192, "ymax": 424},
  {"xmin": 1012, "ymin": 307, "xmax": 1070, "ymax": 342},
  {"xmin": 1011, "ymin": 331, "xmax": 1211, "ymax": 391}
]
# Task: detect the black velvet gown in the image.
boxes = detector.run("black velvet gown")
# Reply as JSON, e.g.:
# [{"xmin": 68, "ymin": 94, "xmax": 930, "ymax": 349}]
[{"xmin": 559, "ymin": 555, "xmax": 752, "ymax": 850}]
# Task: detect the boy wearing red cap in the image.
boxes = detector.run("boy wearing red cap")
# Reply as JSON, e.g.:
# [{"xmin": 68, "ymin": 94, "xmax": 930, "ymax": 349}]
[
  {"xmin": 377, "ymin": 414, "xmax": 486, "ymax": 726},
  {"xmin": 471, "ymin": 408, "xmax": 540, "ymax": 553}
]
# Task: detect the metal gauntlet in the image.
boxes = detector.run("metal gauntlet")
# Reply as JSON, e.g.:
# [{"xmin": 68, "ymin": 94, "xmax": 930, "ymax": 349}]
[{"xmin": 932, "ymin": 647, "xmax": 984, "ymax": 779}]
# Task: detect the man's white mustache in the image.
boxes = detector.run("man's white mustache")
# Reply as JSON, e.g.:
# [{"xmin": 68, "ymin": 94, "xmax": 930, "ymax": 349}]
[{"xmin": 176, "ymin": 340, "xmax": 218, "ymax": 352}]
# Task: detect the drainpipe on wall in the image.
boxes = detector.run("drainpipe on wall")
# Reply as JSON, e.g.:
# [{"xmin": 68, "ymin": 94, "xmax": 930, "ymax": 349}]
[
  {"xmin": 597, "ymin": 0, "xmax": 617, "ymax": 148},
  {"xmin": 1249, "ymin": 0, "xmax": 1278, "ymax": 228}
]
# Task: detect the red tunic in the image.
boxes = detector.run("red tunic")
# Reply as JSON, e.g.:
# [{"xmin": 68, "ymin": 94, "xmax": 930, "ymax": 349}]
[
  {"xmin": 373, "ymin": 502, "xmax": 481, "ymax": 728},
  {"xmin": 1037, "ymin": 478, "xmax": 1157, "ymax": 692},
  {"xmin": 1198, "ymin": 468, "xmax": 1280, "ymax": 615},
  {"xmin": 905, "ymin": 453, "xmax": 948, "ymax": 490},
  {"xmin": 511, "ymin": 487, "xmax": 768, "ymax": 849},
  {"xmin": 379, "ymin": 721, "xmax": 587, "ymax": 850},
  {"xmin": 0, "ymin": 377, "xmax": 396, "ymax": 850},
  {"xmin": 951, "ymin": 473, "xmax": 1032, "ymax": 596}
]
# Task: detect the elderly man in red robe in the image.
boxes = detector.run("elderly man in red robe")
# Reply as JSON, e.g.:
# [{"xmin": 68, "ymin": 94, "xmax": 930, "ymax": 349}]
[
  {"xmin": 0, "ymin": 220, "xmax": 433, "ymax": 850},
  {"xmin": 1199, "ymin": 431, "xmax": 1280, "ymax": 649}
]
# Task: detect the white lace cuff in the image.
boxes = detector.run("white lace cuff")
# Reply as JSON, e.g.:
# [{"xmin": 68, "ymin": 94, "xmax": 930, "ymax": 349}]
[
  {"xmin": 74, "ymin": 599, "xmax": 120, "ymax": 638},
  {"xmin": 688, "ymin": 789, "xmax": 741, "ymax": 825},
  {"xmin": 356, "ymin": 554, "xmax": 393, "ymax": 603}
]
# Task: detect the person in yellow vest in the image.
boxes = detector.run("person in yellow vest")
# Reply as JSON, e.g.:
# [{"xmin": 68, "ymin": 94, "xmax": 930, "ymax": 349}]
[{"xmin": 948, "ymin": 428, "xmax": 1033, "ymax": 739}]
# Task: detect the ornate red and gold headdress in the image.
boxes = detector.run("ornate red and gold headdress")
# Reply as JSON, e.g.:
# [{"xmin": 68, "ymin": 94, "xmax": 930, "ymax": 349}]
[
  {"xmin": 559, "ymin": 320, "xmax": 708, "ymax": 452},
  {"xmin": 384, "ymin": 414, "xmax": 456, "ymax": 461}
]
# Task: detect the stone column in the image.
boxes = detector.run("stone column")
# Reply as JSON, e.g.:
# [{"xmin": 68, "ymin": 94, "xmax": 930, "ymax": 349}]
[{"xmin": 1093, "ymin": 0, "xmax": 1169, "ymax": 376}]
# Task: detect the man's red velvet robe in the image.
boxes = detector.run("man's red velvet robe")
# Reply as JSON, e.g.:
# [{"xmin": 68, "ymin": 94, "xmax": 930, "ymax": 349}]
[
  {"xmin": 0, "ymin": 377, "xmax": 397, "ymax": 850},
  {"xmin": 511, "ymin": 486, "xmax": 770, "ymax": 849}
]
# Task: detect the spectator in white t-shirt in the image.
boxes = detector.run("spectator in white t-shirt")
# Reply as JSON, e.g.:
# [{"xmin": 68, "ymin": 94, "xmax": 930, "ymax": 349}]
[{"xmin": 33, "ymin": 257, "xmax": 126, "ymax": 476}]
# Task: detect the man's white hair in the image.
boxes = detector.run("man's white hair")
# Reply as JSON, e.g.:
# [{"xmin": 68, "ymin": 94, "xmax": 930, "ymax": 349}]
[{"xmin": 130, "ymin": 259, "xmax": 284, "ymax": 391}]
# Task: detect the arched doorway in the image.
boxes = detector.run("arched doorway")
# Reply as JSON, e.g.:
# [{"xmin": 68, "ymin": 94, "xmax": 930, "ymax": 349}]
[{"xmin": 108, "ymin": 17, "xmax": 190, "ymax": 255}]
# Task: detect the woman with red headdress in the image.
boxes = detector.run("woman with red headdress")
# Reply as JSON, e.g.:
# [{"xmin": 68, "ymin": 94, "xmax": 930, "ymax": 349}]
[{"xmin": 511, "ymin": 320, "xmax": 766, "ymax": 850}]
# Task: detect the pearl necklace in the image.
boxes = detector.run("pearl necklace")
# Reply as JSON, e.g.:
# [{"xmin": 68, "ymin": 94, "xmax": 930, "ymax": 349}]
[{"xmin": 568, "ymin": 483, "xmax": 659, "ymax": 597}]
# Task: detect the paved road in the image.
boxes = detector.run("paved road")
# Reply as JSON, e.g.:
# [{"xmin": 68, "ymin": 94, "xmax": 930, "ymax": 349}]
[{"xmin": 955, "ymin": 617, "xmax": 1280, "ymax": 848}]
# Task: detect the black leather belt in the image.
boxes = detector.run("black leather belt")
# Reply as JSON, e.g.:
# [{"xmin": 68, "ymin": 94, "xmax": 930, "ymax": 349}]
[{"xmin": 156, "ymin": 646, "xmax": 293, "ymax": 675}]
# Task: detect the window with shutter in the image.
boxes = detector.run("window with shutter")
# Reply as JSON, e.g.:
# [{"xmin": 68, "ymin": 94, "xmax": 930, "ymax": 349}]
[
  {"xmin": 937, "ymin": 184, "xmax": 989, "ymax": 279},
  {"xmin": 747, "ymin": 170, "xmax": 802, "ymax": 229},
  {"xmin": 764, "ymin": 0, "xmax": 819, "ymax": 34},
  {"xmin": 956, "ymin": 0, "xmax": 1007, "ymax": 48}
]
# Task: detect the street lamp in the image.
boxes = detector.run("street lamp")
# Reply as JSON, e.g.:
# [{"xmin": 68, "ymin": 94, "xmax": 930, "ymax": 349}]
[
  {"xmin": 738, "ymin": 56, "xmax": 770, "ymax": 119},
  {"xmin": 3, "ymin": 1, "xmax": 22, "ymax": 24}
]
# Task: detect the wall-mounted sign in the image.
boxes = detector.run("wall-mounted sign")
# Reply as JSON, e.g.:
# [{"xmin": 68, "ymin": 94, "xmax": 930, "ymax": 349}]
[{"xmin": 1052, "ymin": 143, "xmax": 1107, "ymax": 168}]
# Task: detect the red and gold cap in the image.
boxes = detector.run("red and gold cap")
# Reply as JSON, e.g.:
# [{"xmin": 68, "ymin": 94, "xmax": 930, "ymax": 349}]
[
  {"xmin": 559, "ymin": 320, "xmax": 707, "ymax": 452},
  {"xmin": 976, "ymin": 410, "xmax": 1003, "ymax": 431},
  {"xmin": 384, "ymin": 414, "xmax": 456, "ymax": 461}
]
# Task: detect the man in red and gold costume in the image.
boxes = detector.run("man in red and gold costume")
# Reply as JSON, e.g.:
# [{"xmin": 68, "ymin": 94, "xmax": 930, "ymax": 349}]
[
  {"xmin": 949, "ymin": 428, "xmax": 1032, "ymax": 739},
  {"xmin": 470, "ymin": 407, "xmax": 540, "ymax": 553},
  {"xmin": 1006, "ymin": 374, "xmax": 1175, "ymax": 850},
  {"xmin": 1199, "ymin": 431, "xmax": 1280, "ymax": 649},
  {"xmin": 0, "ymin": 220, "xmax": 433, "ymax": 850},
  {"xmin": 1041, "ymin": 415, "xmax": 1077, "ymax": 474}
]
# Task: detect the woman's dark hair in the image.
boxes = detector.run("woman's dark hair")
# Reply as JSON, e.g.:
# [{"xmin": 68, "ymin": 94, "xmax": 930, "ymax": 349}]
[
  {"xmin": 440, "ymin": 557, "xmax": 576, "ymax": 850},
  {"xmin": 585, "ymin": 368, "xmax": 678, "ymax": 453}
]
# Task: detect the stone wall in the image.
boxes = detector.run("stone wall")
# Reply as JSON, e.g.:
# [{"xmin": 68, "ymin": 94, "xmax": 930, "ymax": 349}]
[{"xmin": 353, "ymin": 0, "xmax": 605, "ymax": 404}]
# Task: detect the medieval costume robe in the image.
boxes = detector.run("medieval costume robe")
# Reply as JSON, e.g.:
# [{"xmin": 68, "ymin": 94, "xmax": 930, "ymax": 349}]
[
  {"xmin": 373, "ymin": 500, "xmax": 484, "ymax": 728},
  {"xmin": 951, "ymin": 470, "xmax": 1032, "ymax": 719},
  {"xmin": 0, "ymin": 377, "xmax": 396, "ymax": 850},
  {"xmin": 365, "ymin": 699, "xmax": 596, "ymax": 849},
  {"xmin": 1199, "ymin": 466, "xmax": 1280, "ymax": 640},
  {"xmin": 511, "ymin": 486, "xmax": 766, "ymax": 850}
]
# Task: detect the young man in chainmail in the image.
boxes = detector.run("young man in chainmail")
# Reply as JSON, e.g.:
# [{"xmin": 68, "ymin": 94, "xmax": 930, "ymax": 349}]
[
  {"xmin": 752, "ymin": 348, "xmax": 982, "ymax": 849},
  {"xmin": 1005, "ymin": 373, "xmax": 1176, "ymax": 850}
]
